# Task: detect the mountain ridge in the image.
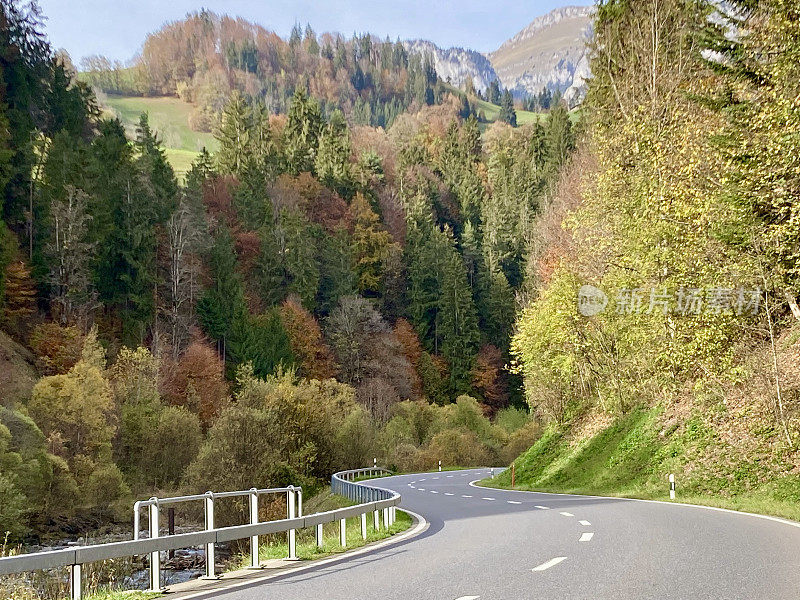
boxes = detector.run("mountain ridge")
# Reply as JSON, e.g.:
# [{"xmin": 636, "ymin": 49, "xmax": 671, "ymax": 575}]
[{"xmin": 403, "ymin": 5, "xmax": 593, "ymax": 105}]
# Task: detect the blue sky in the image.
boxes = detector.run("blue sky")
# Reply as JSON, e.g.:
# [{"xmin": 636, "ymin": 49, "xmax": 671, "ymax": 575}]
[{"xmin": 38, "ymin": 0, "xmax": 594, "ymax": 64}]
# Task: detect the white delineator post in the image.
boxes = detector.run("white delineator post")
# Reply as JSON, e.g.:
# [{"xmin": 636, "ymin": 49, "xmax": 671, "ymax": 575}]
[
  {"xmin": 287, "ymin": 486, "xmax": 297, "ymax": 559},
  {"xmin": 148, "ymin": 498, "xmax": 161, "ymax": 592},
  {"xmin": 360, "ymin": 512, "xmax": 367, "ymax": 540},
  {"xmin": 373, "ymin": 457, "xmax": 377, "ymax": 468},
  {"xmin": 70, "ymin": 564, "xmax": 81, "ymax": 600},
  {"xmin": 316, "ymin": 523, "xmax": 324, "ymax": 548},
  {"xmin": 203, "ymin": 492, "xmax": 216, "ymax": 578},
  {"xmin": 248, "ymin": 488, "xmax": 259, "ymax": 569},
  {"xmin": 669, "ymin": 473, "xmax": 676, "ymax": 500},
  {"xmin": 438, "ymin": 460, "xmax": 442, "ymax": 472}
]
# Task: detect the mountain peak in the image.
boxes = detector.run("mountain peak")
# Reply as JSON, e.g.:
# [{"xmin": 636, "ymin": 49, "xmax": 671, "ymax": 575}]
[
  {"xmin": 494, "ymin": 6, "xmax": 594, "ymax": 54},
  {"xmin": 489, "ymin": 5, "xmax": 594, "ymax": 102}
]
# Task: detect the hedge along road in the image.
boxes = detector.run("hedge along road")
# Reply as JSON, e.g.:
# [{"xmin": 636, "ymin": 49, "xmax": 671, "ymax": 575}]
[{"xmin": 180, "ymin": 468, "xmax": 800, "ymax": 600}]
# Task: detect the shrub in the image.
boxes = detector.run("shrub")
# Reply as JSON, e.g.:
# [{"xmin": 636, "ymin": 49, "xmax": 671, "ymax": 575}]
[
  {"xmin": 150, "ymin": 406, "xmax": 202, "ymax": 487},
  {"xmin": 29, "ymin": 322, "xmax": 84, "ymax": 375},
  {"xmin": 84, "ymin": 463, "xmax": 129, "ymax": 508}
]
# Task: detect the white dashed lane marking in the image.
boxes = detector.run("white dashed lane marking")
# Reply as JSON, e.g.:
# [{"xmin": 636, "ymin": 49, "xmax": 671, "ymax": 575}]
[
  {"xmin": 579, "ymin": 520, "xmax": 591, "ymax": 526},
  {"xmin": 507, "ymin": 500, "xmax": 521, "ymax": 505},
  {"xmin": 535, "ymin": 505, "xmax": 549, "ymax": 510},
  {"xmin": 481, "ymin": 497, "xmax": 495, "ymax": 501},
  {"xmin": 444, "ymin": 492, "xmax": 454, "ymax": 496},
  {"xmin": 532, "ymin": 557, "xmax": 567, "ymax": 572},
  {"xmin": 560, "ymin": 512, "xmax": 574, "ymax": 517},
  {"xmin": 430, "ymin": 490, "xmax": 438, "ymax": 494},
  {"xmin": 579, "ymin": 532, "xmax": 594, "ymax": 542},
  {"xmin": 462, "ymin": 495, "xmax": 472, "ymax": 498},
  {"xmin": 455, "ymin": 596, "xmax": 480, "ymax": 600}
]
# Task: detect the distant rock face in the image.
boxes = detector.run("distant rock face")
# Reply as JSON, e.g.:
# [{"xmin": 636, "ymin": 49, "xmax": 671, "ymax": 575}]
[
  {"xmin": 403, "ymin": 39, "xmax": 499, "ymax": 93},
  {"xmin": 489, "ymin": 5, "xmax": 594, "ymax": 100},
  {"xmin": 405, "ymin": 6, "xmax": 594, "ymax": 107}
]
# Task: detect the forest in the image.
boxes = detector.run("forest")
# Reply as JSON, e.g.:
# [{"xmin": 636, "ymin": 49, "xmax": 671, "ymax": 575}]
[
  {"xmin": 0, "ymin": 1, "xmax": 573, "ymax": 541},
  {"xmin": 507, "ymin": 0, "xmax": 800, "ymax": 513},
  {"xmin": 79, "ymin": 11, "xmax": 520, "ymax": 130}
]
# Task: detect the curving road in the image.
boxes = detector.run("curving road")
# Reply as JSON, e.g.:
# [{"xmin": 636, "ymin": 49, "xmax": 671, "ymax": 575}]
[{"xmin": 191, "ymin": 468, "xmax": 800, "ymax": 600}]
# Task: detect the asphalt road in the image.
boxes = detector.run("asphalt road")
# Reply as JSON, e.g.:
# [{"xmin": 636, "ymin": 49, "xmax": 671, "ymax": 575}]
[{"xmin": 201, "ymin": 468, "xmax": 800, "ymax": 600}]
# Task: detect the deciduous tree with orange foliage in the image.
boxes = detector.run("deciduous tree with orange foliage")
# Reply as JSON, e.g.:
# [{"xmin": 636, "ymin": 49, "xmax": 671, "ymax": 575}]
[
  {"xmin": 161, "ymin": 336, "xmax": 229, "ymax": 429},
  {"xmin": 279, "ymin": 296, "xmax": 337, "ymax": 380}
]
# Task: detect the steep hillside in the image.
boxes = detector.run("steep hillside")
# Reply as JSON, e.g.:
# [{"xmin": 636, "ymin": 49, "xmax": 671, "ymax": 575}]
[
  {"xmin": 101, "ymin": 94, "xmax": 218, "ymax": 178},
  {"xmin": 403, "ymin": 40, "xmax": 499, "ymax": 93},
  {"xmin": 489, "ymin": 6, "xmax": 593, "ymax": 99},
  {"xmin": 0, "ymin": 330, "xmax": 37, "ymax": 408}
]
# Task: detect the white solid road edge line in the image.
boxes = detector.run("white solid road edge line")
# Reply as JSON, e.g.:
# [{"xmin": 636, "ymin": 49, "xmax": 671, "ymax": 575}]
[
  {"xmin": 172, "ymin": 508, "xmax": 429, "ymax": 600},
  {"xmin": 579, "ymin": 532, "xmax": 594, "ymax": 542},
  {"xmin": 471, "ymin": 480, "xmax": 800, "ymax": 530},
  {"xmin": 532, "ymin": 556, "xmax": 567, "ymax": 571}
]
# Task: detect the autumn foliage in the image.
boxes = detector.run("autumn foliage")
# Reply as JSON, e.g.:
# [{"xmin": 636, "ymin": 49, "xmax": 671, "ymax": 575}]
[
  {"xmin": 279, "ymin": 297, "xmax": 337, "ymax": 380},
  {"xmin": 161, "ymin": 337, "xmax": 229, "ymax": 428}
]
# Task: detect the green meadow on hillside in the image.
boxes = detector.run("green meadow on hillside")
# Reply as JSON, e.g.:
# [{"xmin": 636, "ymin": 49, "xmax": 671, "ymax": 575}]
[{"xmin": 100, "ymin": 94, "xmax": 218, "ymax": 178}]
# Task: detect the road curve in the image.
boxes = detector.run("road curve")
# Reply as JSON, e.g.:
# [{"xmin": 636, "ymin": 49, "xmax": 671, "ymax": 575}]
[{"xmin": 192, "ymin": 468, "xmax": 800, "ymax": 600}]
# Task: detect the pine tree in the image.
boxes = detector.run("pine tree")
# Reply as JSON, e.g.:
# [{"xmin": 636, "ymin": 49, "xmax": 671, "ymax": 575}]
[
  {"xmin": 437, "ymin": 226, "xmax": 480, "ymax": 392},
  {"xmin": 545, "ymin": 102, "xmax": 574, "ymax": 174},
  {"xmin": 215, "ymin": 91, "xmax": 252, "ymax": 176},
  {"xmin": 497, "ymin": 90, "xmax": 517, "ymax": 126},
  {"xmin": 197, "ymin": 227, "xmax": 247, "ymax": 358},
  {"xmin": 350, "ymin": 192, "xmax": 391, "ymax": 297},
  {"xmin": 284, "ymin": 88, "xmax": 323, "ymax": 175},
  {"xmin": 315, "ymin": 111, "xmax": 352, "ymax": 196}
]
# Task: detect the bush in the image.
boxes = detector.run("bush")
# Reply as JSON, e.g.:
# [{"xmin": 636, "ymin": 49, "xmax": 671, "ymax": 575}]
[
  {"xmin": 417, "ymin": 429, "xmax": 493, "ymax": 470},
  {"xmin": 150, "ymin": 406, "xmax": 202, "ymax": 487},
  {"xmin": 29, "ymin": 322, "xmax": 84, "ymax": 375},
  {"xmin": 84, "ymin": 463, "xmax": 129, "ymax": 508}
]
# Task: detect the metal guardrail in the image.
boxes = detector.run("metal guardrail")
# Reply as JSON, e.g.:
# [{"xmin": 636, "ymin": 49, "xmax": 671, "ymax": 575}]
[
  {"xmin": 0, "ymin": 470, "xmax": 401, "ymax": 600},
  {"xmin": 332, "ymin": 467, "xmax": 399, "ymax": 533},
  {"xmin": 132, "ymin": 486, "xmax": 302, "ymax": 589}
]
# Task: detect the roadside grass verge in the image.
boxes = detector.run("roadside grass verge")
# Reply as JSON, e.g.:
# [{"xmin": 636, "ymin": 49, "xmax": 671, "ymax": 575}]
[
  {"xmin": 478, "ymin": 405, "xmax": 800, "ymax": 523},
  {"xmin": 230, "ymin": 491, "xmax": 412, "ymax": 567}
]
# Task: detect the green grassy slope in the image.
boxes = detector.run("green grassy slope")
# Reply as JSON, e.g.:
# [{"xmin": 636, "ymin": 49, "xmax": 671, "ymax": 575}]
[
  {"xmin": 472, "ymin": 96, "xmax": 543, "ymax": 126},
  {"xmin": 101, "ymin": 95, "xmax": 218, "ymax": 179},
  {"xmin": 483, "ymin": 406, "xmax": 800, "ymax": 522}
]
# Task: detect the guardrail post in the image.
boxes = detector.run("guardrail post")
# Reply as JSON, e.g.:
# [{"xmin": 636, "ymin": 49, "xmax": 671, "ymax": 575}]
[
  {"xmin": 383, "ymin": 507, "xmax": 389, "ymax": 529},
  {"xmin": 203, "ymin": 491, "xmax": 217, "ymax": 579},
  {"xmin": 297, "ymin": 488, "xmax": 303, "ymax": 517},
  {"xmin": 316, "ymin": 523, "xmax": 324, "ymax": 548},
  {"xmin": 360, "ymin": 512, "xmax": 367, "ymax": 540},
  {"xmin": 133, "ymin": 501, "xmax": 141, "ymax": 541},
  {"xmin": 287, "ymin": 486, "xmax": 297, "ymax": 560},
  {"xmin": 339, "ymin": 518, "xmax": 346, "ymax": 547},
  {"xmin": 373, "ymin": 508, "xmax": 380, "ymax": 530},
  {"xmin": 70, "ymin": 564, "xmax": 81, "ymax": 600},
  {"xmin": 248, "ymin": 488, "xmax": 259, "ymax": 569},
  {"xmin": 147, "ymin": 497, "xmax": 161, "ymax": 592}
]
